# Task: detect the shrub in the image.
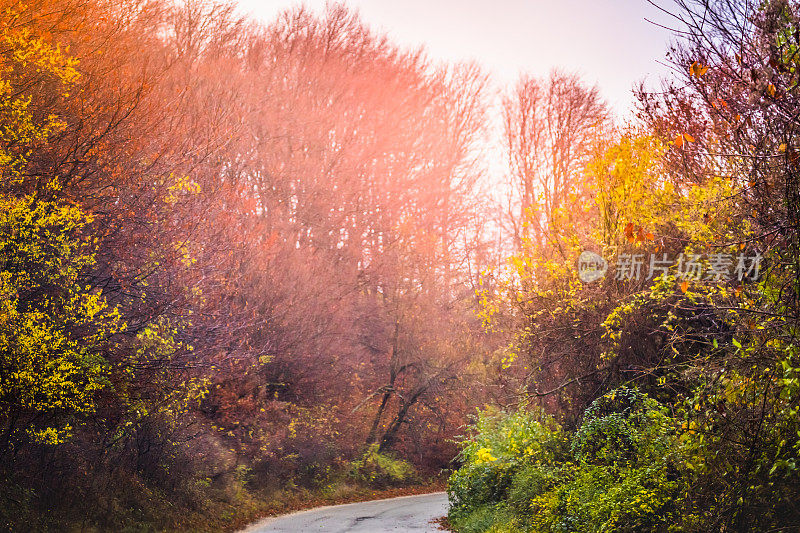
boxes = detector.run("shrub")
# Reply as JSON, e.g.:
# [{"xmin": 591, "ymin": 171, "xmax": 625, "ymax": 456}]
[
  {"xmin": 572, "ymin": 388, "xmax": 676, "ymax": 467},
  {"xmin": 348, "ymin": 443, "xmax": 416, "ymax": 487},
  {"xmin": 0, "ymin": 196, "xmax": 122, "ymax": 450},
  {"xmin": 506, "ymin": 463, "xmax": 562, "ymax": 521},
  {"xmin": 447, "ymin": 408, "xmax": 566, "ymax": 524},
  {"xmin": 448, "ymin": 390, "xmax": 685, "ymax": 532},
  {"xmin": 450, "ymin": 505, "xmax": 525, "ymax": 533}
]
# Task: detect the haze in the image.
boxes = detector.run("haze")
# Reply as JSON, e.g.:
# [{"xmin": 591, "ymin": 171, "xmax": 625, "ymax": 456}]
[{"xmin": 237, "ymin": 0, "xmax": 676, "ymax": 113}]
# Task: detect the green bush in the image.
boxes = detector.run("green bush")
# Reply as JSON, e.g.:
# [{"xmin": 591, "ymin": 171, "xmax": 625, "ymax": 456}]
[
  {"xmin": 506, "ymin": 463, "xmax": 562, "ymax": 520},
  {"xmin": 572, "ymin": 388, "xmax": 675, "ymax": 467},
  {"xmin": 553, "ymin": 462, "xmax": 680, "ymax": 532},
  {"xmin": 448, "ymin": 390, "xmax": 685, "ymax": 532},
  {"xmin": 450, "ymin": 505, "xmax": 525, "ymax": 533},
  {"xmin": 447, "ymin": 408, "xmax": 566, "ymax": 523},
  {"xmin": 348, "ymin": 444, "xmax": 416, "ymax": 487}
]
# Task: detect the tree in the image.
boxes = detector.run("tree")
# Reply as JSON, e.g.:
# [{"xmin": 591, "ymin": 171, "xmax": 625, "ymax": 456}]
[
  {"xmin": 502, "ymin": 71, "xmax": 608, "ymax": 250},
  {"xmin": 0, "ymin": 195, "xmax": 121, "ymax": 450},
  {"xmin": 631, "ymin": 1, "xmax": 800, "ymax": 527}
]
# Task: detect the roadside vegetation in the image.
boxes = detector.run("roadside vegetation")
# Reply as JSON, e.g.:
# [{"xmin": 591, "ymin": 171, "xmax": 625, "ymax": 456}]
[
  {"xmin": 2, "ymin": 0, "xmax": 800, "ymax": 531},
  {"xmin": 448, "ymin": 1, "xmax": 800, "ymax": 531},
  {"xmin": 0, "ymin": 1, "xmax": 488, "ymax": 530}
]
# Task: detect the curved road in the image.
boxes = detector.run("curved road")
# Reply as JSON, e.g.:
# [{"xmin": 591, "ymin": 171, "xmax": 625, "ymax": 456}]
[{"xmin": 238, "ymin": 492, "xmax": 448, "ymax": 533}]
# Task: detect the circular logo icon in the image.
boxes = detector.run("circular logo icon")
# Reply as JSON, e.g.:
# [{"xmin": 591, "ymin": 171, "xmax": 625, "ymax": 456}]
[{"xmin": 578, "ymin": 251, "xmax": 607, "ymax": 283}]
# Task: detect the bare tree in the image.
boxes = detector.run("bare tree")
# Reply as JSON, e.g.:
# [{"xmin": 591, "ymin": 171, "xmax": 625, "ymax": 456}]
[{"xmin": 503, "ymin": 71, "xmax": 608, "ymax": 249}]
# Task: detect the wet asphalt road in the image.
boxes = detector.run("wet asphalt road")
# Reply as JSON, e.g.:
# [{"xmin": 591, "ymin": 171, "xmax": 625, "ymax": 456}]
[{"xmin": 238, "ymin": 492, "xmax": 449, "ymax": 533}]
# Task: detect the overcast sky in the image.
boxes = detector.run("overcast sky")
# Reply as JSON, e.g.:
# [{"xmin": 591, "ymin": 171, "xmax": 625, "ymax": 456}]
[{"xmin": 235, "ymin": 0, "xmax": 678, "ymax": 115}]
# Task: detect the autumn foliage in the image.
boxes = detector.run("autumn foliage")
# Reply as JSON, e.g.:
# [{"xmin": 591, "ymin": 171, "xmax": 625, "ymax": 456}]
[
  {"xmin": 453, "ymin": 1, "xmax": 800, "ymax": 532},
  {"xmin": 3, "ymin": 0, "xmax": 800, "ymax": 531},
  {"xmin": 0, "ymin": 1, "xmax": 493, "ymax": 530}
]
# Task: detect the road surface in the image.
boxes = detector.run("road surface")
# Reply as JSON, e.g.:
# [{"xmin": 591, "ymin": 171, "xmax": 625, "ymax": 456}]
[{"xmin": 238, "ymin": 491, "xmax": 449, "ymax": 533}]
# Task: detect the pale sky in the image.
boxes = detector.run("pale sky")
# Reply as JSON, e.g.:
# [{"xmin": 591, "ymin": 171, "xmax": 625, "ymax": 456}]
[{"xmin": 235, "ymin": 0, "xmax": 676, "ymax": 115}]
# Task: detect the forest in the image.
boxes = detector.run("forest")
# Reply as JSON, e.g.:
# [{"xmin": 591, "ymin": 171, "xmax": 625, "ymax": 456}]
[{"xmin": 0, "ymin": 0, "xmax": 799, "ymax": 531}]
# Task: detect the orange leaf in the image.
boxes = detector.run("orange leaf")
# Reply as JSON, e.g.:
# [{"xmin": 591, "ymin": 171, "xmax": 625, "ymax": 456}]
[
  {"xmin": 689, "ymin": 61, "xmax": 709, "ymax": 77},
  {"xmin": 624, "ymin": 222, "xmax": 634, "ymax": 239},
  {"xmin": 680, "ymin": 280, "xmax": 689, "ymax": 293},
  {"xmin": 674, "ymin": 133, "xmax": 695, "ymax": 147},
  {"xmin": 767, "ymin": 83, "xmax": 777, "ymax": 97}
]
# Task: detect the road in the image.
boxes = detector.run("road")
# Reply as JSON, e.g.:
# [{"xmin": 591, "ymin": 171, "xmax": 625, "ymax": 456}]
[{"xmin": 238, "ymin": 491, "xmax": 449, "ymax": 533}]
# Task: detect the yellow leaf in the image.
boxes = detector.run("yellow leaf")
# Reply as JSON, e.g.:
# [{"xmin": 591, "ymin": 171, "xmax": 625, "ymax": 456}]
[{"xmin": 767, "ymin": 83, "xmax": 777, "ymax": 97}]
